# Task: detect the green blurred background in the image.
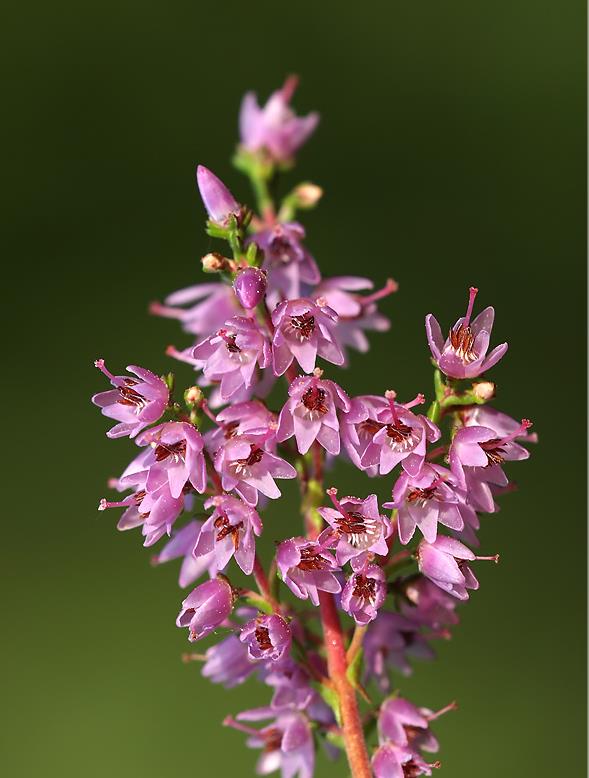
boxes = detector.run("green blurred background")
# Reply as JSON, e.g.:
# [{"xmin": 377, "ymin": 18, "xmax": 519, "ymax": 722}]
[{"xmin": 2, "ymin": 1, "xmax": 586, "ymax": 775}]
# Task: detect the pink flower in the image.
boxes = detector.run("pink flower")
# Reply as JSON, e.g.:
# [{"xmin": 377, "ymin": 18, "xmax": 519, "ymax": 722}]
[
  {"xmin": 271, "ymin": 297, "xmax": 343, "ymax": 376},
  {"xmin": 276, "ymin": 538, "xmax": 341, "ymax": 606},
  {"xmin": 150, "ymin": 282, "xmax": 238, "ymax": 339},
  {"xmin": 250, "ymin": 222, "xmax": 320, "ymax": 301},
  {"xmin": 313, "ymin": 276, "xmax": 396, "ymax": 360},
  {"xmin": 364, "ymin": 611, "xmax": 436, "ymax": 688},
  {"xmin": 360, "ymin": 391, "xmax": 440, "ymax": 477},
  {"xmin": 372, "ymin": 743, "xmax": 440, "ymax": 778},
  {"xmin": 192, "ymin": 316, "xmax": 271, "ymax": 401},
  {"xmin": 227, "ymin": 708, "xmax": 315, "ymax": 778},
  {"xmin": 92, "ymin": 360, "xmax": 168, "ymax": 439},
  {"xmin": 401, "ymin": 576, "xmax": 460, "ymax": 631},
  {"xmin": 384, "ymin": 464, "xmax": 473, "ymax": 545},
  {"xmin": 204, "ymin": 400, "xmax": 277, "ymax": 454},
  {"xmin": 193, "ymin": 495, "xmax": 263, "ymax": 576},
  {"xmin": 176, "ymin": 577, "xmax": 235, "ymax": 642},
  {"xmin": 425, "ymin": 287, "xmax": 508, "ymax": 379},
  {"xmin": 378, "ymin": 697, "xmax": 440, "ymax": 752},
  {"xmin": 239, "ymin": 76, "xmax": 319, "ymax": 162},
  {"xmin": 135, "ymin": 421, "xmax": 208, "ymax": 498},
  {"xmin": 417, "ymin": 536, "xmax": 498, "ymax": 601},
  {"xmin": 214, "ymin": 436, "xmax": 296, "ymax": 506},
  {"xmin": 317, "ymin": 489, "xmax": 390, "ymax": 565},
  {"xmin": 151, "ymin": 520, "xmax": 217, "ymax": 587},
  {"xmin": 341, "ymin": 559, "xmax": 387, "ymax": 625},
  {"xmin": 277, "ymin": 373, "xmax": 350, "ymax": 456},
  {"xmin": 449, "ymin": 419, "xmax": 532, "ymax": 488},
  {"xmin": 99, "ymin": 469, "xmax": 189, "ymax": 547},
  {"xmin": 240, "ymin": 614, "xmax": 291, "ymax": 662}
]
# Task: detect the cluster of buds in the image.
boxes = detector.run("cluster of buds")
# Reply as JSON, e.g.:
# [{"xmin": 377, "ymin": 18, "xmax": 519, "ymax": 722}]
[{"xmin": 92, "ymin": 78, "xmax": 534, "ymax": 777}]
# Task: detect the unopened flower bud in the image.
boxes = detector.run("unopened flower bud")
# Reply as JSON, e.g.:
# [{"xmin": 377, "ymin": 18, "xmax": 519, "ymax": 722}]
[
  {"xmin": 176, "ymin": 577, "xmax": 235, "ymax": 642},
  {"xmin": 202, "ymin": 252, "xmax": 230, "ymax": 273},
  {"xmin": 184, "ymin": 386, "xmax": 204, "ymax": 408},
  {"xmin": 472, "ymin": 381, "xmax": 495, "ymax": 401},
  {"xmin": 233, "ymin": 267, "xmax": 267, "ymax": 309},
  {"xmin": 196, "ymin": 165, "xmax": 240, "ymax": 225},
  {"xmin": 293, "ymin": 182, "xmax": 323, "ymax": 208}
]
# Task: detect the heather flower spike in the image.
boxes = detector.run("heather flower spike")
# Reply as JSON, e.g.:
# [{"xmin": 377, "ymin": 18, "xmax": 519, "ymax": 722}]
[{"xmin": 92, "ymin": 80, "xmax": 533, "ymax": 778}]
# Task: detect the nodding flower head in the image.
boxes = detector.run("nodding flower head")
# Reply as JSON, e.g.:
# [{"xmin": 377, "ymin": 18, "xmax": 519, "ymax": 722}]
[
  {"xmin": 277, "ymin": 373, "xmax": 350, "ymax": 456},
  {"xmin": 92, "ymin": 360, "xmax": 169, "ymax": 439},
  {"xmin": 176, "ymin": 576, "xmax": 235, "ymax": 642},
  {"xmin": 425, "ymin": 287, "xmax": 508, "ymax": 379},
  {"xmin": 417, "ymin": 536, "xmax": 499, "ymax": 601},
  {"xmin": 360, "ymin": 390, "xmax": 440, "ymax": 477},
  {"xmin": 318, "ymin": 489, "xmax": 390, "ymax": 565},
  {"xmin": 240, "ymin": 614, "xmax": 291, "ymax": 663},
  {"xmin": 276, "ymin": 537, "xmax": 341, "ymax": 606},
  {"xmin": 271, "ymin": 297, "xmax": 344, "ymax": 377},
  {"xmin": 341, "ymin": 559, "xmax": 387, "ymax": 625}
]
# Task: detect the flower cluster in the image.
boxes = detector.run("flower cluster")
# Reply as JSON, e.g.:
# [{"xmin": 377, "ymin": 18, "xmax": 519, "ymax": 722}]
[{"xmin": 93, "ymin": 78, "xmax": 534, "ymax": 777}]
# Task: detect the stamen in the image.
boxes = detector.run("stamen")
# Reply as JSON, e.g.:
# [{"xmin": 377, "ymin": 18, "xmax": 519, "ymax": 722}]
[
  {"xmin": 218, "ymin": 329, "xmax": 241, "ymax": 354},
  {"xmin": 301, "ymin": 386, "xmax": 328, "ymax": 416},
  {"xmin": 290, "ymin": 313, "xmax": 315, "ymax": 339},
  {"xmin": 352, "ymin": 573, "xmax": 377, "ymax": 603}
]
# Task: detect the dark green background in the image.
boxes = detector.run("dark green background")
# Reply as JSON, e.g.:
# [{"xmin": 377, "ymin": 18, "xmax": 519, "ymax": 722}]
[{"xmin": 3, "ymin": 1, "xmax": 586, "ymax": 776}]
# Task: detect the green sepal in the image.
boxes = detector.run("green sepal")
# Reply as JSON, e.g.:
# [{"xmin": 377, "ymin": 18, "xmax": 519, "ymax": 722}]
[
  {"xmin": 427, "ymin": 400, "xmax": 441, "ymax": 424},
  {"xmin": 324, "ymin": 731, "xmax": 346, "ymax": 751},
  {"xmin": 242, "ymin": 593, "xmax": 274, "ymax": 615},
  {"xmin": 439, "ymin": 390, "xmax": 487, "ymax": 409},
  {"xmin": 314, "ymin": 682, "xmax": 342, "ymax": 727},
  {"xmin": 302, "ymin": 478, "xmax": 324, "ymax": 533},
  {"xmin": 346, "ymin": 649, "xmax": 371, "ymax": 703}
]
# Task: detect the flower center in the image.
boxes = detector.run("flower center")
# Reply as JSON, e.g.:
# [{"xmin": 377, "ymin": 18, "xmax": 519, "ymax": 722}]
[
  {"xmin": 297, "ymin": 546, "xmax": 330, "ymax": 571},
  {"xmin": 263, "ymin": 728, "xmax": 283, "ymax": 753},
  {"xmin": 214, "ymin": 514, "xmax": 244, "ymax": 550},
  {"xmin": 478, "ymin": 438, "xmax": 506, "ymax": 465},
  {"xmin": 335, "ymin": 510, "xmax": 381, "ymax": 549},
  {"xmin": 385, "ymin": 421, "xmax": 420, "ymax": 452},
  {"xmin": 289, "ymin": 313, "xmax": 315, "ymax": 339},
  {"xmin": 254, "ymin": 625, "xmax": 273, "ymax": 652},
  {"xmin": 407, "ymin": 485, "xmax": 438, "ymax": 506},
  {"xmin": 449, "ymin": 323, "xmax": 478, "ymax": 363},
  {"xmin": 269, "ymin": 235, "xmax": 293, "ymax": 264},
  {"xmin": 117, "ymin": 379, "xmax": 147, "ymax": 410},
  {"xmin": 301, "ymin": 386, "xmax": 328, "ymax": 418},
  {"xmin": 352, "ymin": 573, "xmax": 377, "ymax": 603},
  {"xmin": 154, "ymin": 439, "xmax": 187, "ymax": 462},
  {"xmin": 358, "ymin": 419, "xmax": 384, "ymax": 438},
  {"xmin": 231, "ymin": 445, "xmax": 264, "ymax": 476}
]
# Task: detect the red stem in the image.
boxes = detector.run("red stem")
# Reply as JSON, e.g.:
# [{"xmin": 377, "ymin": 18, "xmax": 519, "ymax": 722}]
[{"xmin": 319, "ymin": 592, "xmax": 372, "ymax": 778}]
